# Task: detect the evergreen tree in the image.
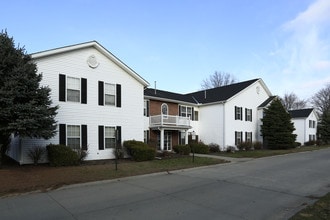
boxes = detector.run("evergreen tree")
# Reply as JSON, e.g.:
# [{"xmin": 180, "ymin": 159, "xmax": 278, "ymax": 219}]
[
  {"xmin": 318, "ymin": 110, "xmax": 330, "ymax": 144},
  {"xmin": 261, "ymin": 98, "xmax": 297, "ymax": 149},
  {"xmin": 0, "ymin": 31, "xmax": 58, "ymax": 164}
]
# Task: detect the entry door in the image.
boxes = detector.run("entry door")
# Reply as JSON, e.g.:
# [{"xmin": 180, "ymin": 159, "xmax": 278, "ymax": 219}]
[
  {"xmin": 164, "ymin": 131, "xmax": 172, "ymax": 151},
  {"xmin": 157, "ymin": 131, "xmax": 172, "ymax": 151}
]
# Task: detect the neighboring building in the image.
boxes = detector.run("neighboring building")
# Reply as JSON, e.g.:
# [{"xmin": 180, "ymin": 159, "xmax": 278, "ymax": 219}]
[
  {"xmin": 289, "ymin": 108, "xmax": 318, "ymax": 144},
  {"xmin": 144, "ymin": 79, "xmax": 273, "ymax": 150},
  {"xmin": 8, "ymin": 41, "xmax": 149, "ymax": 164}
]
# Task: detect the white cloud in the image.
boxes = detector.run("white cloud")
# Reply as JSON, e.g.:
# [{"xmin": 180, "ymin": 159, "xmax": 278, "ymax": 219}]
[{"xmin": 268, "ymin": 0, "xmax": 330, "ymax": 99}]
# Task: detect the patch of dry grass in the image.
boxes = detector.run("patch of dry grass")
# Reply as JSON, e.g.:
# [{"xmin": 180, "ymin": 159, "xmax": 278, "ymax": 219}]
[{"xmin": 0, "ymin": 156, "xmax": 226, "ymax": 197}]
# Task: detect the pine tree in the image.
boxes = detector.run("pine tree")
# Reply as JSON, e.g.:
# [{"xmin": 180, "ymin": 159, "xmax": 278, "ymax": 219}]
[
  {"xmin": 0, "ymin": 31, "xmax": 58, "ymax": 164},
  {"xmin": 318, "ymin": 110, "xmax": 330, "ymax": 144},
  {"xmin": 261, "ymin": 98, "xmax": 297, "ymax": 149}
]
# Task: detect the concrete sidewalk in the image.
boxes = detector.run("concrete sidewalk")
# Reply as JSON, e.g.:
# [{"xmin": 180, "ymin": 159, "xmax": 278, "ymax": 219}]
[{"xmin": 192, "ymin": 153, "xmax": 253, "ymax": 163}]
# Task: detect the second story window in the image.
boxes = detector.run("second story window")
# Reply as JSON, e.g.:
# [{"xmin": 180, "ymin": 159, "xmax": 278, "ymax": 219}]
[
  {"xmin": 180, "ymin": 105, "xmax": 193, "ymax": 119},
  {"xmin": 235, "ymin": 106, "xmax": 243, "ymax": 120},
  {"xmin": 59, "ymin": 74, "xmax": 87, "ymax": 104},
  {"xmin": 144, "ymin": 100, "xmax": 149, "ymax": 116},
  {"xmin": 161, "ymin": 103, "xmax": 168, "ymax": 116},
  {"xmin": 67, "ymin": 76, "xmax": 80, "ymax": 102},
  {"xmin": 105, "ymin": 83, "xmax": 116, "ymax": 106},
  {"xmin": 245, "ymin": 108, "xmax": 252, "ymax": 122}
]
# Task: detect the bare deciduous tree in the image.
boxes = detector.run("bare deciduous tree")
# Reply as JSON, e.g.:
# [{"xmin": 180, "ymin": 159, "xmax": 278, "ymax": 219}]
[
  {"xmin": 201, "ymin": 71, "xmax": 237, "ymax": 89},
  {"xmin": 311, "ymin": 83, "xmax": 330, "ymax": 116},
  {"xmin": 281, "ymin": 92, "xmax": 307, "ymax": 110}
]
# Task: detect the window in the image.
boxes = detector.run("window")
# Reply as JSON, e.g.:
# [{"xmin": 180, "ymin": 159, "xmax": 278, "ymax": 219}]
[
  {"xmin": 194, "ymin": 111, "xmax": 199, "ymax": 121},
  {"xmin": 144, "ymin": 100, "xmax": 149, "ymax": 116},
  {"xmin": 67, "ymin": 125, "xmax": 80, "ymax": 149},
  {"xmin": 245, "ymin": 132, "xmax": 252, "ymax": 143},
  {"xmin": 59, "ymin": 74, "xmax": 87, "ymax": 104},
  {"xmin": 245, "ymin": 108, "xmax": 252, "ymax": 122},
  {"xmin": 235, "ymin": 131, "xmax": 242, "ymax": 145},
  {"xmin": 144, "ymin": 130, "xmax": 149, "ymax": 143},
  {"xmin": 179, "ymin": 131, "xmax": 186, "ymax": 145},
  {"xmin": 179, "ymin": 105, "xmax": 194, "ymax": 120},
  {"xmin": 105, "ymin": 83, "xmax": 116, "ymax": 106},
  {"xmin": 309, "ymin": 120, "xmax": 316, "ymax": 128},
  {"xmin": 67, "ymin": 76, "xmax": 80, "ymax": 102},
  {"xmin": 161, "ymin": 103, "xmax": 168, "ymax": 116},
  {"xmin": 309, "ymin": 134, "xmax": 316, "ymax": 141},
  {"xmin": 235, "ymin": 106, "xmax": 243, "ymax": 120},
  {"xmin": 98, "ymin": 125, "xmax": 121, "ymax": 150},
  {"xmin": 104, "ymin": 127, "xmax": 116, "ymax": 148},
  {"xmin": 98, "ymin": 81, "xmax": 121, "ymax": 107}
]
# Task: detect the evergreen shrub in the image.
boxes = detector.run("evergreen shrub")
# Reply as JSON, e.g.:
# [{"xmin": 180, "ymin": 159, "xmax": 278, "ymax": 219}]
[
  {"xmin": 173, "ymin": 145, "xmax": 191, "ymax": 155},
  {"xmin": 47, "ymin": 144, "xmax": 80, "ymax": 166},
  {"xmin": 190, "ymin": 142, "xmax": 209, "ymax": 154},
  {"xmin": 123, "ymin": 140, "xmax": 155, "ymax": 161}
]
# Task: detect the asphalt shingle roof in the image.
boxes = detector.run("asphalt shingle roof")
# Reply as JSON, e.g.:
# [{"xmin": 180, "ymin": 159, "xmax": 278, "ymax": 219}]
[
  {"xmin": 289, "ymin": 108, "xmax": 314, "ymax": 118},
  {"xmin": 145, "ymin": 79, "xmax": 260, "ymax": 104}
]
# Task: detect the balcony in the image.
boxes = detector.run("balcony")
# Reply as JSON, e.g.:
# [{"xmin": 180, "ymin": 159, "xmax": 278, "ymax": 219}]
[{"xmin": 149, "ymin": 115, "xmax": 191, "ymax": 129}]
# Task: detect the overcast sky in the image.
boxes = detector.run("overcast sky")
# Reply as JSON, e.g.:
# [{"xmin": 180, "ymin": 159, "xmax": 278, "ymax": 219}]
[{"xmin": 2, "ymin": 0, "xmax": 330, "ymax": 101}]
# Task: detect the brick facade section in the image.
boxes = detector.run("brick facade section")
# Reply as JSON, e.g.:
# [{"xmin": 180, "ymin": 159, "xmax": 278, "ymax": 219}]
[{"xmin": 149, "ymin": 100, "xmax": 179, "ymax": 116}]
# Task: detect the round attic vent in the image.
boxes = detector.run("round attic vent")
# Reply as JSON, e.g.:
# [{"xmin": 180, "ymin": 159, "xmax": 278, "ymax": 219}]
[{"xmin": 87, "ymin": 55, "xmax": 99, "ymax": 68}]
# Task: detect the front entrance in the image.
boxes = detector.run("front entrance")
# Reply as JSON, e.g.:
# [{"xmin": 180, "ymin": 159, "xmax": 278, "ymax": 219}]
[{"xmin": 157, "ymin": 131, "xmax": 172, "ymax": 151}]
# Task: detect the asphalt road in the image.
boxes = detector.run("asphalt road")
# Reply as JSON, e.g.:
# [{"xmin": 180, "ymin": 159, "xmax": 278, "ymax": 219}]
[{"xmin": 1, "ymin": 148, "xmax": 330, "ymax": 220}]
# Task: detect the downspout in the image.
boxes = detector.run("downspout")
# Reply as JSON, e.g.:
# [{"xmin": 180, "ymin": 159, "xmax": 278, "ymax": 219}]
[{"xmin": 223, "ymin": 105, "xmax": 226, "ymax": 151}]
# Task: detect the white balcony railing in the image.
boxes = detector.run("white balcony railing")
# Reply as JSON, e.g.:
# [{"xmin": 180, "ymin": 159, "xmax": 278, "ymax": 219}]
[{"xmin": 149, "ymin": 115, "xmax": 191, "ymax": 128}]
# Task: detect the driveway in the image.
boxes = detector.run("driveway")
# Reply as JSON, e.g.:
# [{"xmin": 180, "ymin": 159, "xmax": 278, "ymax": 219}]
[{"xmin": 1, "ymin": 148, "xmax": 330, "ymax": 220}]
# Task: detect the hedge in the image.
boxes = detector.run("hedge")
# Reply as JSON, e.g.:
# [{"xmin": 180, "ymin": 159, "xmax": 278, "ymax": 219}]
[
  {"xmin": 173, "ymin": 145, "xmax": 191, "ymax": 155},
  {"xmin": 190, "ymin": 142, "xmax": 209, "ymax": 154},
  {"xmin": 47, "ymin": 144, "xmax": 80, "ymax": 166},
  {"xmin": 123, "ymin": 140, "xmax": 156, "ymax": 161}
]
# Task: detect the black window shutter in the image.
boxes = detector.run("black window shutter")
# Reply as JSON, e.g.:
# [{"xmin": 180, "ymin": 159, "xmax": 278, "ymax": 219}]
[
  {"xmin": 240, "ymin": 107, "xmax": 243, "ymax": 120},
  {"xmin": 59, "ymin": 124, "xmax": 66, "ymax": 145},
  {"xmin": 98, "ymin": 125, "xmax": 104, "ymax": 150},
  {"xmin": 147, "ymin": 100, "xmax": 150, "ymax": 117},
  {"xmin": 81, "ymin": 78, "xmax": 87, "ymax": 104},
  {"xmin": 250, "ymin": 109, "xmax": 252, "ymax": 121},
  {"xmin": 116, "ymin": 84, "xmax": 121, "ymax": 107},
  {"xmin": 191, "ymin": 107, "xmax": 195, "ymax": 120},
  {"xmin": 81, "ymin": 125, "xmax": 87, "ymax": 150},
  {"xmin": 179, "ymin": 105, "xmax": 182, "ymax": 116},
  {"xmin": 116, "ymin": 126, "xmax": 122, "ymax": 146},
  {"xmin": 235, "ymin": 131, "xmax": 237, "ymax": 145},
  {"xmin": 98, "ymin": 81, "xmax": 104, "ymax": 106},
  {"xmin": 245, "ymin": 108, "xmax": 247, "ymax": 121},
  {"xmin": 234, "ymin": 106, "xmax": 237, "ymax": 120},
  {"xmin": 59, "ymin": 74, "xmax": 66, "ymax": 102}
]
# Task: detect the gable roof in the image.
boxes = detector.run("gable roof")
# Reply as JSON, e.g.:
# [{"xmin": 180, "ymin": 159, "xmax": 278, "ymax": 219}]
[
  {"xmin": 289, "ymin": 108, "xmax": 314, "ymax": 118},
  {"xmin": 31, "ymin": 41, "xmax": 149, "ymax": 87},
  {"xmin": 258, "ymin": 96, "xmax": 277, "ymax": 108},
  {"xmin": 145, "ymin": 78, "xmax": 268, "ymax": 105}
]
